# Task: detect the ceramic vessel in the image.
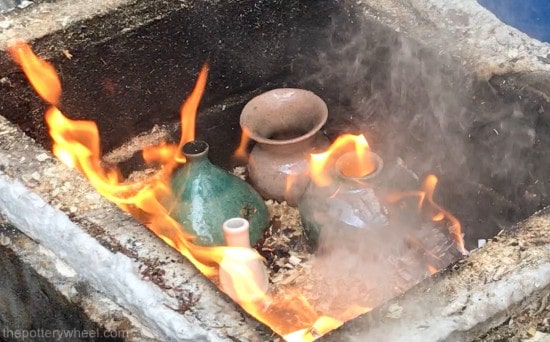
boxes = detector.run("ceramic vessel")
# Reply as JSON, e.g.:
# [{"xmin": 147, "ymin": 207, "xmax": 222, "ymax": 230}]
[
  {"xmin": 219, "ymin": 218, "xmax": 269, "ymax": 303},
  {"xmin": 170, "ymin": 140, "xmax": 269, "ymax": 246},
  {"xmin": 299, "ymin": 150, "xmax": 390, "ymax": 251},
  {"xmin": 240, "ymin": 88, "xmax": 329, "ymax": 206}
]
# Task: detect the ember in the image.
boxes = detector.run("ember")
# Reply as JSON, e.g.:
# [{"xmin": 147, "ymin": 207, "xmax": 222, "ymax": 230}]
[{"xmin": 9, "ymin": 42, "xmax": 467, "ymax": 340}]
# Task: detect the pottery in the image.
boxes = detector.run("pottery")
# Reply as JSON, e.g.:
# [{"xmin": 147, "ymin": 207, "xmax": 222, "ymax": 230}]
[
  {"xmin": 240, "ymin": 88, "xmax": 329, "ymax": 206},
  {"xmin": 170, "ymin": 140, "xmax": 269, "ymax": 246},
  {"xmin": 219, "ymin": 218, "xmax": 269, "ymax": 303},
  {"xmin": 299, "ymin": 150, "xmax": 390, "ymax": 251}
]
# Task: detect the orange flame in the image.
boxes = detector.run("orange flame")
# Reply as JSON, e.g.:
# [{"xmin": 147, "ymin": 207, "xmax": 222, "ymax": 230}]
[
  {"xmin": 427, "ymin": 264, "xmax": 438, "ymax": 275},
  {"xmin": 233, "ymin": 127, "xmax": 251, "ymax": 163},
  {"xmin": 421, "ymin": 175, "xmax": 468, "ymax": 255},
  {"xmin": 284, "ymin": 172, "xmax": 299, "ymax": 202},
  {"xmin": 11, "ymin": 42, "xmax": 362, "ymax": 340},
  {"xmin": 387, "ymin": 174, "xmax": 468, "ymax": 256},
  {"xmin": 177, "ymin": 64, "xmax": 209, "ymax": 162},
  {"xmin": 285, "ymin": 304, "xmax": 371, "ymax": 342},
  {"xmin": 310, "ymin": 133, "xmax": 372, "ymax": 186},
  {"xmin": 8, "ymin": 42, "xmax": 61, "ymax": 105},
  {"xmin": 142, "ymin": 143, "xmax": 179, "ymax": 165}
]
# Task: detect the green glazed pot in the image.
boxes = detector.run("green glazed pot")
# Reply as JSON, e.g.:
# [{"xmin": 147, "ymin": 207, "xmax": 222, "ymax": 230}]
[{"xmin": 170, "ymin": 140, "xmax": 269, "ymax": 246}]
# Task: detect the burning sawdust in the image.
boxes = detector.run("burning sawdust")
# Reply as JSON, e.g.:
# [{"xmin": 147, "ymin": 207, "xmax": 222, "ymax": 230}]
[
  {"xmin": 122, "ymin": 164, "xmax": 463, "ymax": 325},
  {"xmin": 257, "ymin": 195, "xmax": 461, "ymax": 321},
  {"xmin": 259, "ymin": 200, "xmax": 311, "ymax": 283},
  {"xmin": 9, "ymin": 42, "xmax": 473, "ymax": 339}
]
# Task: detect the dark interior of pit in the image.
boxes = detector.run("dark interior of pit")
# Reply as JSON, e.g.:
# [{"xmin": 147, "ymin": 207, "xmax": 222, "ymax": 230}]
[{"xmin": 1, "ymin": 1, "xmax": 548, "ymax": 252}]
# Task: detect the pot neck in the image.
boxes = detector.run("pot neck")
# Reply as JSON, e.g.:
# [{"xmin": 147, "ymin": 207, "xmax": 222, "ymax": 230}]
[
  {"xmin": 182, "ymin": 140, "xmax": 210, "ymax": 163},
  {"xmin": 255, "ymin": 133, "xmax": 318, "ymax": 154}
]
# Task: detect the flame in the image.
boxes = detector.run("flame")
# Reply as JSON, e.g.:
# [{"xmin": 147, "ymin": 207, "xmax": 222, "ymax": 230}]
[
  {"xmin": 142, "ymin": 143, "xmax": 179, "ymax": 165},
  {"xmin": 8, "ymin": 42, "xmax": 61, "ymax": 105},
  {"xmin": 421, "ymin": 175, "xmax": 468, "ymax": 255},
  {"xmin": 177, "ymin": 64, "xmax": 209, "ymax": 162},
  {"xmin": 427, "ymin": 264, "xmax": 438, "ymax": 275},
  {"xmin": 310, "ymin": 133, "xmax": 467, "ymax": 258},
  {"xmin": 387, "ymin": 174, "xmax": 468, "ymax": 256},
  {"xmin": 233, "ymin": 127, "xmax": 251, "ymax": 163},
  {"xmin": 284, "ymin": 305, "xmax": 371, "ymax": 342},
  {"xmin": 284, "ymin": 172, "xmax": 299, "ymax": 202},
  {"xmin": 12, "ymin": 42, "xmax": 369, "ymax": 340},
  {"xmin": 310, "ymin": 134, "xmax": 373, "ymax": 186}
]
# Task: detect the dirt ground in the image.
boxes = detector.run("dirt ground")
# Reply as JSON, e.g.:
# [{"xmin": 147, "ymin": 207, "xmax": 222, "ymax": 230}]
[{"xmin": 475, "ymin": 290, "xmax": 549, "ymax": 341}]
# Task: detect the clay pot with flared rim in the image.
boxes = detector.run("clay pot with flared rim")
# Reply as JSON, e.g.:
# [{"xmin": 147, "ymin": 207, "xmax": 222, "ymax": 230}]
[{"xmin": 240, "ymin": 88, "xmax": 329, "ymax": 206}]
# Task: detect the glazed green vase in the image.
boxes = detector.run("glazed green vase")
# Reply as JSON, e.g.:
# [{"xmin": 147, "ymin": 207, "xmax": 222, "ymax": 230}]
[{"xmin": 170, "ymin": 140, "xmax": 269, "ymax": 246}]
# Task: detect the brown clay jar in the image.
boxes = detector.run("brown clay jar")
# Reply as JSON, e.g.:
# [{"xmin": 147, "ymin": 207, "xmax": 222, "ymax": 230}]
[{"xmin": 240, "ymin": 88, "xmax": 329, "ymax": 206}]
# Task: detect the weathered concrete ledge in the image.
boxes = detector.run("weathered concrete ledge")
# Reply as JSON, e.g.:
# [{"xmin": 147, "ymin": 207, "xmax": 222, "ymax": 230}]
[
  {"xmin": 0, "ymin": 0, "xmax": 549, "ymax": 340},
  {"xmin": 0, "ymin": 0, "xmax": 163, "ymax": 50},
  {"xmin": 358, "ymin": 0, "xmax": 550, "ymax": 78},
  {"xmin": 0, "ymin": 115, "xmax": 270, "ymax": 340},
  {"xmin": 0, "ymin": 218, "xmax": 156, "ymax": 341}
]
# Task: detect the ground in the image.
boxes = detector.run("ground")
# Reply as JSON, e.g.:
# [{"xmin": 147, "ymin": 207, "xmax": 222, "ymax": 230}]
[{"xmin": 476, "ymin": 292, "xmax": 549, "ymax": 342}]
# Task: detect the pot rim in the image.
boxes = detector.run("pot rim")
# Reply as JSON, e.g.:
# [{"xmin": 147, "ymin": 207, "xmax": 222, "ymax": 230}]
[
  {"xmin": 240, "ymin": 88, "xmax": 328, "ymax": 146},
  {"xmin": 335, "ymin": 150, "xmax": 384, "ymax": 181},
  {"xmin": 182, "ymin": 140, "xmax": 209, "ymax": 159}
]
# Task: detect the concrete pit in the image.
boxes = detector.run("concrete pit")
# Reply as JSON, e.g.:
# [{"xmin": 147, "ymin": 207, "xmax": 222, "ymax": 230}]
[{"xmin": 0, "ymin": 0, "xmax": 548, "ymax": 340}]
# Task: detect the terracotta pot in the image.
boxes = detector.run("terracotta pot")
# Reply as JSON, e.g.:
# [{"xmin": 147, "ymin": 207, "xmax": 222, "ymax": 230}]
[{"xmin": 240, "ymin": 88, "xmax": 329, "ymax": 206}]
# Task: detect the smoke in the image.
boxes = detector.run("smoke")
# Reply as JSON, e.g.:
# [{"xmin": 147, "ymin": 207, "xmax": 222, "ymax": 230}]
[
  {"xmin": 283, "ymin": 0, "xmax": 549, "ymax": 324},
  {"xmin": 292, "ymin": 0, "xmax": 548, "ymax": 243}
]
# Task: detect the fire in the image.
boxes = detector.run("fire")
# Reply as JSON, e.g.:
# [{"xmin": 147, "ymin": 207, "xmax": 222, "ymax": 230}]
[
  {"xmin": 421, "ymin": 175, "xmax": 468, "ymax": 255},
  {"xmin": 285, "ymin": 304, "xmax": 371, "ymax": 342},
  {"xmin": 310, "ymin": 133, "xmax": 373, "ymax": 186},
  {"xmin": 10, "ymin": 42, "xmax": 359, "ymax": 340},
  {"xmin": 309, "ymin": 132, "xmax": 467, "ymax": 256},
  {"xmin": 176, "ymin": 63, "xmax": 209, "ymax": 162},
  {"xmin": 233, "ymin": 127, "xmax": 251, "ymax": 163},
  {"xmin": 427, "ymin": 264, "xmax": 438, "ymax": 275},
  {"xmin": 387, "ymin": 175, "xmax": 468, "ymax": 255},
  {"xmin": 8, "ymin": 42, "xmax": 61, "ymax": 105}
]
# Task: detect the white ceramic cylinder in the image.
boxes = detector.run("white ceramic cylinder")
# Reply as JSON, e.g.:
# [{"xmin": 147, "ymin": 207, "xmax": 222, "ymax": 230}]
[
  {"xmin": 219, "ymin": 218, "xmax": 269, "ymax": 303},
  {"xmin": 222, "ymin": 217, "xmax": 251, "ymax": 248}
]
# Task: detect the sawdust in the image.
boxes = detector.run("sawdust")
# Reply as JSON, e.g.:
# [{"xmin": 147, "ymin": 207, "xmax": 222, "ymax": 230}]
[
  {"xmin": 102, "ymin": 125, "xmax": 170, "ymax": 165},
  {"xmin": 257, "ymin": 196, "xmax": 463, "ymax": 320},
  {"xmin": 475, "ymin": 290, "xmax": 550, "ymax": 342},
  {"xmin": 258, "ymin": 200, "xmax": 311, "ymax": 282}
]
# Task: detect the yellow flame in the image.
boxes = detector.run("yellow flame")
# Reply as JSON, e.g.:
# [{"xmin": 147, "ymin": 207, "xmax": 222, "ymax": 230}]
[
  {"xmin": 8, "ymin": 42, "xmax": 61, "ymax": 105},
  {"xmin": 233, "ymin": 127, "xmax": 251, "ymax": 163},
  {"xmin": 387, "ymin": 174, "xmax": 468, "ymax": 256},
  {"xmin": 11, "ymin": 42, "xmax": 367, "ymax": 340},
  {"xmin": 177, "ymin": 64, "xmax": 209, "ymax": 162},
  {"xmin": 310, "ymin": 133, "xmax": 372, "ymax": 186}
]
